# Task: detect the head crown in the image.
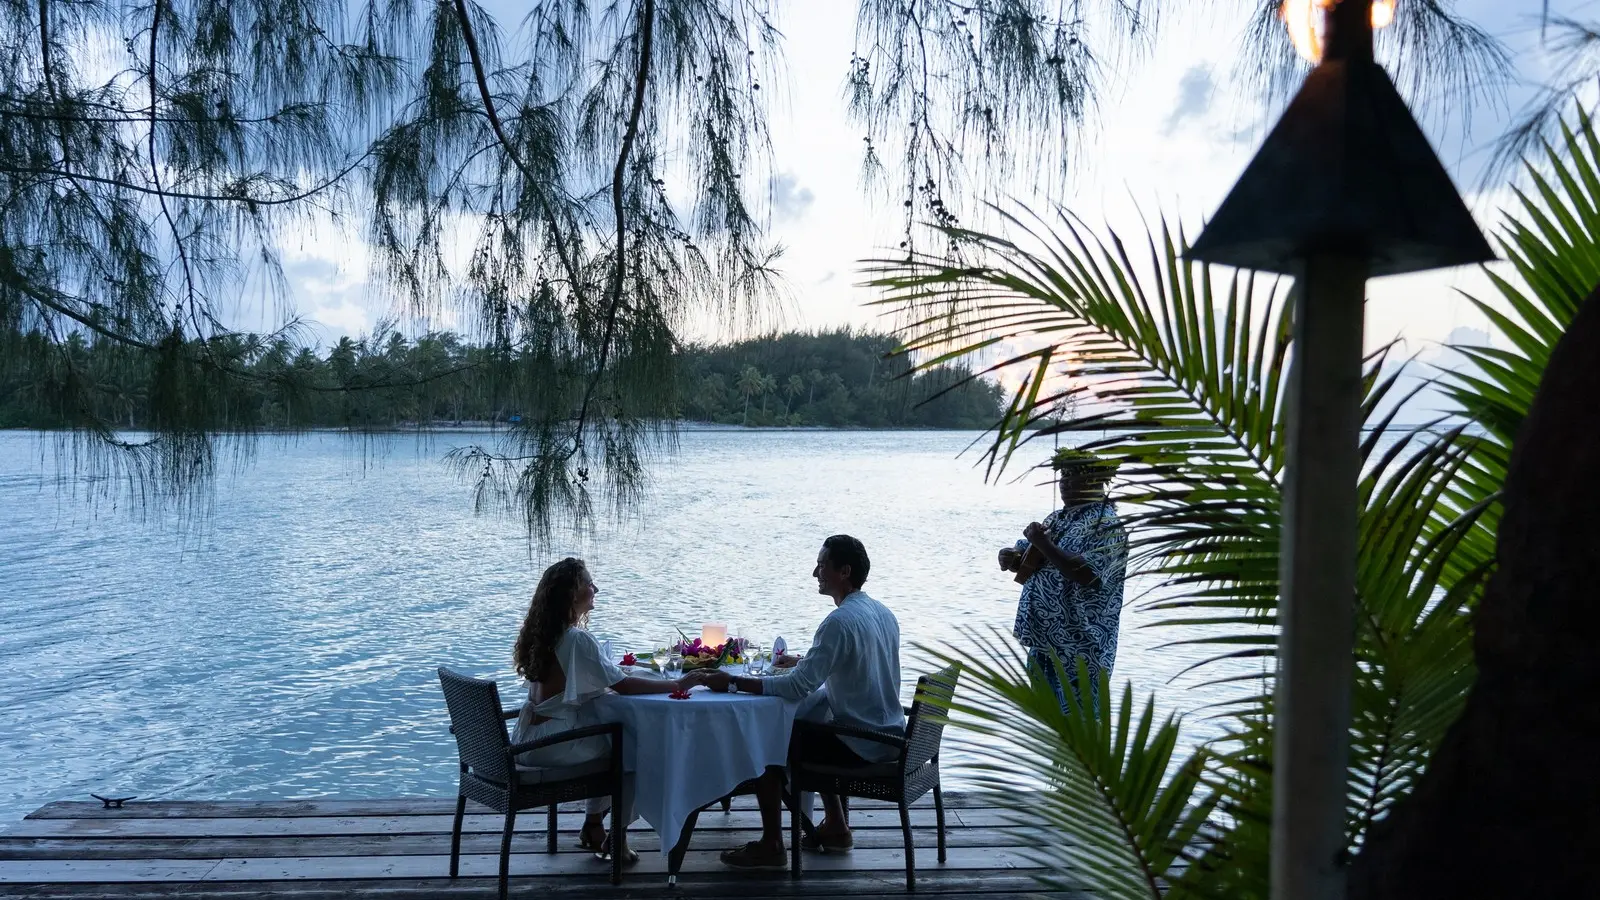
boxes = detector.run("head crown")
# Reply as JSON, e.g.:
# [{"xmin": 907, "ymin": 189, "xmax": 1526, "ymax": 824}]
[{"xmin": 1049, "ymin": 447, "xmax": 1120, "ymax": 479}]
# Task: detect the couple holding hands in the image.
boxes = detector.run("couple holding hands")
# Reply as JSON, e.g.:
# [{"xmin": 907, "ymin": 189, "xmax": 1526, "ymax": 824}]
[{"xmin": 509, "ymin": 534, "xmax": 903, "ymax": 869}]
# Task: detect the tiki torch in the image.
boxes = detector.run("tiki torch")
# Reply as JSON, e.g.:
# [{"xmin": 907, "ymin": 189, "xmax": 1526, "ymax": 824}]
[{"xmin": 1186, "ymin": 2, "xmax": 1493, "ymax": 898}]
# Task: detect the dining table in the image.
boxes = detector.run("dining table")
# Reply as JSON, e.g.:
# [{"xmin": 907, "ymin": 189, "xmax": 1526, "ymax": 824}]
[{"xmin": 590, "ymin": 664, "xmax": 823, "ymax": 883}]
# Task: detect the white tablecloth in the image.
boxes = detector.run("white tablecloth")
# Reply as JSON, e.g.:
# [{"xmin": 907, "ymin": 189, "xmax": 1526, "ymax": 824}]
[{"xmin": 591, "ymin": 682, "xmax": 801, "ymax": 856}]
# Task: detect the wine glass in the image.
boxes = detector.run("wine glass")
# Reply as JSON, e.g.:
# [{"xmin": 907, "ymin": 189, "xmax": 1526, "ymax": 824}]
[
  {"xmin": 666, "ymin": 649, "xmax": 684, "ymax": 680},
  {"xmin": 745, "ymin": 641, "xmax": 763, "ymax": 676},
  {"xmin": 652, "ymin": 644, "xmax": 671, "ymax": 677}
]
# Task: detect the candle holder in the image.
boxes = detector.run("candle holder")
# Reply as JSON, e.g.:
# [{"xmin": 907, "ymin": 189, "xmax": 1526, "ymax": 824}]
[{"xmin": 700, "ymin": 623, "xmax": 728, "ymax": 648}]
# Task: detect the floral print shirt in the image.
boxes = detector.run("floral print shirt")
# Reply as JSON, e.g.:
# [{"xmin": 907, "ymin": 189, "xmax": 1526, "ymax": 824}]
[{"xmin": 1012, "ymin": 500, "xmax": 1128, "ymax": 679}]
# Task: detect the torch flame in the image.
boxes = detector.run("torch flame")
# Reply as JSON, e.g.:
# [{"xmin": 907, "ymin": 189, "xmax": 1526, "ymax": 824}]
[
  {"xmin": 1280, "ymin": 0, "xmax": 1396, "ymax": 63},
  {"xmin": 1370, "ymin": 0, "xmax": 1395, "ymax": 28}
]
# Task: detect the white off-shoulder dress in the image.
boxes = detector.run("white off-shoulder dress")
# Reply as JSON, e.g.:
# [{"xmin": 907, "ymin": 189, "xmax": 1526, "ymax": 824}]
[{"xmin": 511, "ymin": 627, "xmax": 627, "ymax": 768}]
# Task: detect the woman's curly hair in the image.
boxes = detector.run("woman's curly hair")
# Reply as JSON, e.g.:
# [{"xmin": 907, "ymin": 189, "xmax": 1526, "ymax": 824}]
[{"xmin": 513, "ymin": 557, "xmax": 589, "ymax": 682}]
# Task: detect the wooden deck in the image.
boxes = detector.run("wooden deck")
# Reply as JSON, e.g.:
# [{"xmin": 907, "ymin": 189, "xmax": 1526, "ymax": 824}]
[{"xmin": 0, "ymin": 794, "xmax": 1084, "ymax": 899}]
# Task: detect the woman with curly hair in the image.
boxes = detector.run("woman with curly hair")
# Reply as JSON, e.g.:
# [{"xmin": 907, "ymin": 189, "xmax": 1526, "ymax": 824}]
[{"xmin": 512, "ymin": 557, "xmax": 692, "ymax": 862}]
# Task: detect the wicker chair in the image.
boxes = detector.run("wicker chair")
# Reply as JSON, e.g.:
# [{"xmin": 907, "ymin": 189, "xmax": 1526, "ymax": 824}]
[
  {"xmin": 437, "ymin": 667, "xmax": 625, "ymax": 899},
  {"xmin": 786, "ymin": 662, "xmax": 962, "ymax": 891}
]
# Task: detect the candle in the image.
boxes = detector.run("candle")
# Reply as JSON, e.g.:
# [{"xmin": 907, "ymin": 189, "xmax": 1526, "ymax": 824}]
[{"xmin": 701, "ymin": 623, "xmax": 727, "ymax": 648}]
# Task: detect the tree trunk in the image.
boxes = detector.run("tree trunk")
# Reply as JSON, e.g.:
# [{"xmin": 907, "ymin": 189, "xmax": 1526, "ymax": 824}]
[{"xmin": 1346, "ymin": 286, "xmax": 1600, "ymax": 899}]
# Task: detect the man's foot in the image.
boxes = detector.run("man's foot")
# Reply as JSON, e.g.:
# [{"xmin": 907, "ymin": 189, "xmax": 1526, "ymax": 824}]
[
  {"xmin": 719, "ymin": 840, "xmax": 787, "ymax": 870},
  {"xmin": 800, "ymin": 819, "xmax": 854, "ymax": 853}
]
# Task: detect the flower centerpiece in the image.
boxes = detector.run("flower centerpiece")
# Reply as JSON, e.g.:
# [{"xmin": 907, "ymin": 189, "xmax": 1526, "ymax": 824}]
[{"xmin": 673, "ymin": 635, "xmax": 747, "ymax": 670}]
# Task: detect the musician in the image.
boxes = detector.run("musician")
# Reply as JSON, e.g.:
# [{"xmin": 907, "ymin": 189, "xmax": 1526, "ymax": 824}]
[{"xmin": 997, "ymin": 448, "xmax": 1127, "ymax": 713}]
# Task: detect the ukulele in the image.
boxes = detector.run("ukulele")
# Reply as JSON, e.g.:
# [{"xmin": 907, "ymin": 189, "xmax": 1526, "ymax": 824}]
[{"xmin": 1012, "ymin": 516, "xmax": 1059, "ymax": 584}]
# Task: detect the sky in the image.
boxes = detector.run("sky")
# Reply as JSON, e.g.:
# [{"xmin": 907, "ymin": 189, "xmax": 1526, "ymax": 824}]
[{"xmin": 274, "ymin": 0, "xmax": 1586, "ymax": 396}]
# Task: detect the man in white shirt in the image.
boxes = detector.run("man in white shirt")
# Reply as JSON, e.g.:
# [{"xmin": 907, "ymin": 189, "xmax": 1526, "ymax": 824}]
[{"xmin": 692, "ymin": 534, "xmax": 904, "ymax": 870}]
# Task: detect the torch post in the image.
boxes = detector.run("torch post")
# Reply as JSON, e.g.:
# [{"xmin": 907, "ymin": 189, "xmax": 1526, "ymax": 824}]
[
  {"xmin": 1186, "ymin": 2, "xmax": 1494, "ymax": 899},
  {"xmin": 1274, "ymin": 251, "xmax": 1367, "ymax": 900}
]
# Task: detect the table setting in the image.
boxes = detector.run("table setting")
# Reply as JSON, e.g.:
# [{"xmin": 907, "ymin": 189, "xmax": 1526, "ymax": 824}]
[
  {"xmin": 590, "ymin": 623, "xmax": 808, "ymax": 879},
  {"xmin": 603, "ymin": 623, "xmax": 796, "ymax": 680}
]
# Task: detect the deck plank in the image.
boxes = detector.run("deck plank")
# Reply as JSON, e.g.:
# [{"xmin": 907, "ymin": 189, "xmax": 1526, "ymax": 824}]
[
  {"xmin": 0, "ymin": 826, "xmax": 1040, "ymax": 860},
  {"xmin": 0, "ymin": 861, "xmax": 223, "ymax": 884},
  {"xmin": 210, "ymin": 846, "xmax": 1042, "ymax": 881},
  {"xmin": 2, "ymin": 808, "xmax": 1009, "ymax": 840},
  {"xmin": 0, "ymin": 872, "xmax": 1090, "ymax": 900},
  {"xmin": 0, "ymin": 847, "xmax": 1042, "ymax": 884},
  {"xmin": 22, "ymin": 794, "xmax": 994, "ymax": 821}
]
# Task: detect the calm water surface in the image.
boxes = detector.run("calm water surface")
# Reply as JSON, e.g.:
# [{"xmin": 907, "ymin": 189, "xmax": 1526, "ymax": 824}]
[{"xmin": 0, "ymin": 429, "xmax": 1241, "ymax": 823}]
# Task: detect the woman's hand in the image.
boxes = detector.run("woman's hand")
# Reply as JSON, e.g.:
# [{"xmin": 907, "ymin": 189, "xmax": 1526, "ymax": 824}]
[
  {"xmin": 681, "ymin": 669, "xmax": 732, "ymax": 692},
  {"xmin": 998, "ymin": 547, "xmax": 1021, "ymax": 571},
  {"xmin": 678, "ymin": 669, "xmax": 713, "ymax": 690}
]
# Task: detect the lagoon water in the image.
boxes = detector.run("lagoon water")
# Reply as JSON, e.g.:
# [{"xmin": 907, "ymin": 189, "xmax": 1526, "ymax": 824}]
[{"xmin": 0, "ymin": 428, "xmax": 1241, "ymax": 823}]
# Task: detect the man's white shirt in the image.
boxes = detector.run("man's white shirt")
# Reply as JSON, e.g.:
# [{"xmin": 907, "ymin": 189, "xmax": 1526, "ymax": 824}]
[{"xmin": 759, "ymin": 590, "xmax": 905, "ymax": 762}]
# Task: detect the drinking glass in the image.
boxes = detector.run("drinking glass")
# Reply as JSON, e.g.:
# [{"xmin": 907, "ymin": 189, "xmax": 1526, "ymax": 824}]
[
  {"xmin": 652, "ymin": 645, "xmax": 671, "ymax": 676},
  {"xmin": 745, "ymin": 642, "xmax": 763, "ymax": 676},
  {"xmin": 666, "ymin": 651, "xmax": 684, "ymax": 679}
]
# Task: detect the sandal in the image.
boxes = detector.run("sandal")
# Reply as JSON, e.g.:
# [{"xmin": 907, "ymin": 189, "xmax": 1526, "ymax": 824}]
[
  {"xmin": 596, "ymin": 835, "xmax": 640, "ymax": 866},
  {"xmin": 578, "ymin": 820, "xmax": 607, "ymax": 851},
  {"xmin": 799, "ymin": 826, "xmax": 854, "ymax": 853}
]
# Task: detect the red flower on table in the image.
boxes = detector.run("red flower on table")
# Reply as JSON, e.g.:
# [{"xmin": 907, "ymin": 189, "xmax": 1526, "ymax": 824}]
[
  {"xmin": 669, "ymin": 689, "xmax": 692, "ymax": 700},
  {"xmin": 620, "ymin": 653, "xmax": 637, "ymax": 667}
]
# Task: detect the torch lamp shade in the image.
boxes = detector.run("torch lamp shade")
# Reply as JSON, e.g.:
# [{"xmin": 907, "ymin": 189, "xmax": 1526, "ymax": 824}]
[
  {"xmin": 1187, "ymin": 56, "xmax": 1494, "ymax": 277},
  {"xmin": 700, "ymin": 623, "xmax": 728, "ymax": 647}
]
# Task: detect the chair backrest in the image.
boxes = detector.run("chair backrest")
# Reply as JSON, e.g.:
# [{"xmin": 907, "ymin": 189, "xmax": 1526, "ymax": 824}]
[
  {"xmin": 437, "ymin": 666, "xmax": 513, "ymax": 784},
  {"xmin": 902, "ymin": 662, "xmax": 961, "ymax": 773}
]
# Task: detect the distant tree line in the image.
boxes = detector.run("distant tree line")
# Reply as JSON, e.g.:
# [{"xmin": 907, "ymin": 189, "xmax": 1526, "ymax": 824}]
[
  {"xmin": 0, "ymin": 327, "xmax": 1003, "ymax": 431},
  {"xmin": 678, "ymin": 329, "xmax": 1003, "ymax": 428}
]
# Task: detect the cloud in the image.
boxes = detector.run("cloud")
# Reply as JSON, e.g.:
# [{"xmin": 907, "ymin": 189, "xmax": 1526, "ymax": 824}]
[
  {"xmin": 771, "ymin": 172, "xmax": 816, "ymax": 223},
  {"xmin": 1422, "ymin": 325, "xmax": 1492, "ymax": 377},
  {"xmin": 1443, "ymin": 325, "xmax": 1492, "ymax": 348},
  {"xmin": 276, "ymin": 251, "xmax": 376, "ymax": 344},
  {"xmin": 1163, "ymin": 65, "xmax": 1216, "ymax": 135},
  {"xmin": 308, "ymin": 299, "xmax": 374, "ymax": 338}
]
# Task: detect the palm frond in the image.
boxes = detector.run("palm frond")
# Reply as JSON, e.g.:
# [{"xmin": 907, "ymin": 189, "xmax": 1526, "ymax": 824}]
[
  {"xmin": 867, "ymin": 201, "xmax": 1498, "ymax": 895},
  {"xmin": 1436, "ymin": 108, "xmax": 1600, "ymax": 586},
  {"xmin": 869, "ymin": 109, "xmax": 1600, "ymax": 899},
  {"xmin": 924, "ymin": 632, "xmax": 1216, "ymax": 900},
  {"xmin": 866, "ymin": 206, "xmax": 1477, "ymax": 671}
]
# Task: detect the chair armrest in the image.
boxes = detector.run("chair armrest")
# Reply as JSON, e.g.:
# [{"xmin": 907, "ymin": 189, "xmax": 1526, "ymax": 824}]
[
  {"xmin": 792, "ymin": 719, "xmax": 905, "ymax": 751},
  {"xmin": 447, "ymin": 707, "xmax": 521, "ymax": 734},
  {"xmin": 508, "ymin": 722, "xmax": 621, "ymax": 757}
]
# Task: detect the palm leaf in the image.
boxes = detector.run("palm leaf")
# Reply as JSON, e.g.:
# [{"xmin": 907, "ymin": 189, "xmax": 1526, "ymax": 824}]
[
  {"xmin": 867, "ymin": 109, "xmax": 1600, "ymax": 897},
  {"xmin": 923, "ymin": 632, "xmax": 1217, "ymax": 900},
  {"xmin": 866, "ymin": 203, "xmax": 1499, "ymax": 895},
  {"xmin": 1436, "ymin": 109, "xmax": 1600, "ymax": 590}
]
